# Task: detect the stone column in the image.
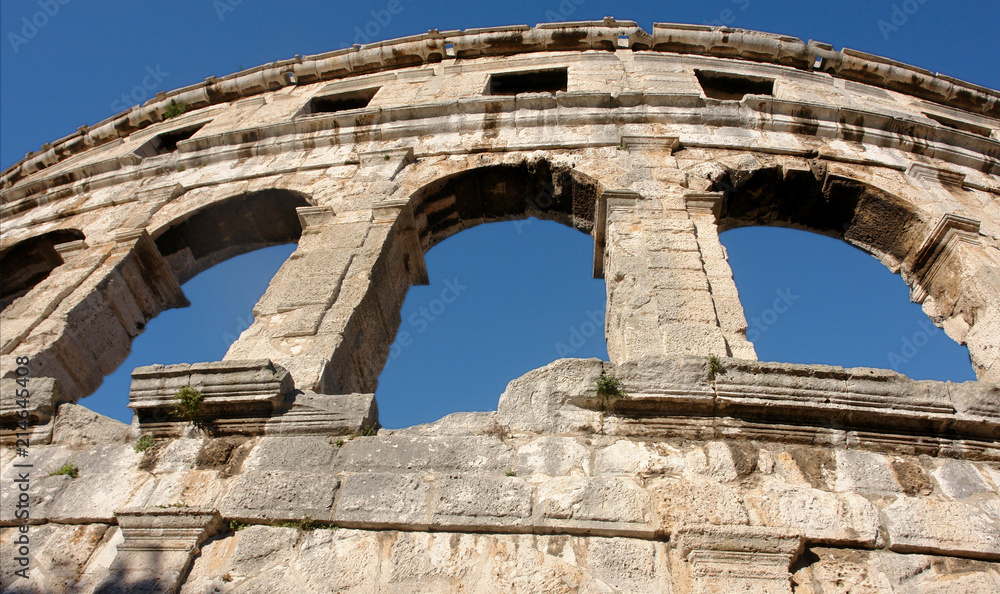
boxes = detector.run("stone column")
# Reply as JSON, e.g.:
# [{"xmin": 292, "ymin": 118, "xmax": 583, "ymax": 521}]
[
  {"xmin": 597, "ymin": 187, "xmax": 754, "ymax": 363},
  {"xmin": 684, "ymin": 192, "xmax": 757, "ymax": 360},
  {"xmin": 224, "ymin": 201, "xmax": 426, "ymax": 395}
]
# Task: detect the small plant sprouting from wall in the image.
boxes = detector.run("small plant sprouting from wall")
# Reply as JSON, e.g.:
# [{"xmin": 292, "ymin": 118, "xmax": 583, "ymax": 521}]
[
  {"xmin": 163, "ymin": 100, "xmax": 187, "ymax": 119},
  {"xmin": 596, "ymin": 372, "xmax": 626, "ymax": 403},
  {"xmin": 49, "ymin": 463, "xmax": 79, "ymax": 479},
  {"xmin": 173, "ymin": 387, "xmax": 204, "ymax": 423},
  {"xmin": 708, "ymin": 354, "xmax": 725, "ymax": 378},
  {"xmin": 276, "ymin": 517, "xmax": 333, "ymax": 531},
  {"xmin": 133, "ymin": 435, "xmax": 155, "ymax": 452}
]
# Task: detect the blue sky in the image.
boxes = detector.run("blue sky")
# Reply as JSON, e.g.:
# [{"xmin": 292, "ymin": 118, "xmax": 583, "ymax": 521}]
[{"xmin": 2, "ymin": 1, "xmax": 992, "ymax": 427}]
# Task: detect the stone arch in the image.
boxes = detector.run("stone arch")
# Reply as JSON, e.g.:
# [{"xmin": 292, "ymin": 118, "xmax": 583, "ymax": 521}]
[
  {"xmin": 409, "ymin": 159, "xmax": 601, "ymax": 251},
  {"xmin": 152, "ymin": 189, "xmax": 312, "ymax": 284},
  {"xmin": 0, "ymin": 228, "xmax": 85, "ymax": 311},
  {"xmin": 708, "ymin": 161, "xmax": 993, "ymax": 378}
]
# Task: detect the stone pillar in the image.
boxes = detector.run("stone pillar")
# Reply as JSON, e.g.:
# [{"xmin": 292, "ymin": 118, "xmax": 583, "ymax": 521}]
[
  {"xmin": 684, "ymin": 192, "xmax": 757, "ymax": 360},
  {"xmin": 225, "ymin": 201, "xmax": 426, "ymax": 395},
  {"xmin": 597, "ymin": 187, "xmax": 753, "ymax": 363},
  {"xmin": 909, "ymin": 213, "xmax": 1000, "ymax": 384}
]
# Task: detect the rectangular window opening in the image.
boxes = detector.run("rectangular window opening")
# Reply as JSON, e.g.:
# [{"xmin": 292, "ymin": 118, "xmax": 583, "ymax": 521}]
[
  {"xmin": 923, "ymin": 112, "xmax": 993, "ymax": 138},
  {"xmin": 487, "ymin": 68, "xmax": 568, "ymax": 96},
  {"xmin": 695, "ymin": 70, "xmax": 774, "ymax": 101},
  {"xmin": 300, "ymin": 87, "xmax": 380, "ymax": 116},
  {"xmin": 134, "ymin": 122, "xmax": 207, "ymax": 158}
]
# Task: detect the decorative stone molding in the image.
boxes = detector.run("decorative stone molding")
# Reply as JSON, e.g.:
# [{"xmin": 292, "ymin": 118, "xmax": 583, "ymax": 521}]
[
  {"xmin": 593, "ymin": 188, "xmax": 642, "ymax": 278},
  {"xmin": 673, "ymin": 525, "xmax": 803, "ymax": 592},
  {"xmin": 106, "ymin": 507, "xmax": 223, "ymax": 593},
  {"xmin": 684, "ymin": 191, "xmax": 725, "ymax": 219},
  {"xmin": 906, "ymin": 162, "xmax": 967, "ymax": 189},
  {"xmin": 295, "ymin": 205, "xmax": 336, "ymax": 230},
  {"xmin": 911, "ymin": 213, "xmax": 982, "ymax": 303},
  {"xmin": 619, "ymin": 135, "xmax": 680, "ymax": 153},
  {"xmin": 0, "ymin": 377, "xmax": 68, "ymax": 445},
  {"xmin": 129, "ymin": 359, "xmax": 293, "ymax": 435}
]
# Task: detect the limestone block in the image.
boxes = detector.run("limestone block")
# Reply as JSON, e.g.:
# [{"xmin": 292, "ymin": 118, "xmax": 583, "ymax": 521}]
[
  {"xmin": 516, "ymin": 436, "xmax": 592, "ymax": 476},
  {"xmin": 296, "ymin": 528, "xmax": 381, "ymax": 593},
  {"xmin": 654, "ymin": 288, "xmax": 718, "ymax": 324},
  {"xmin": 834, "ymin": 450, "xmax": 902, "ymax": 494},
  {"xmin": 45, "ymin": 445, "xmax": 152, "ymax": 524},
  {"xmin": 431, "ymin": 474, "xmax": 533, "ymax": 529},
  {"xmin": 221, "ymin": 470, "xmax": 339, "ymax": 523},
  {"xmin": 884, "ymin": 497, "xmax": 1000, "ymax": 559},
  {"xmin": 594, "ymin": 440, "xmax": 684, "ymax": 476},
  {"xmin": 750, "ymin": 484, "xmax": 880, "ymax": 546},
  {"xmin": 652, "ymin": 479, "xmax": 750, "ymax": 532},
  {"xmin": 873, "ymin": 550, "xmax": 1000, "ymax": 593},
  {"xmin": 0, "ymin": 377, "xmax": 68, "ymax": 446},
  {"xmin": 142, "ymin": 470, "xmax": 230, "ymax": 509},
  {"xmin": 497, "ymin": 358, "xmax": 605, "ymax": 434},
  {"xmin": 0, "ymin": 523, "xmax": 110, "ymax": 593},
  {"xmin": 152, "ymin": 439, "xmax": 204, "ymax": 473},
  {"xmin": 789, "ymin": 548, "xmax": 895, "ymax": 593},
  {"xmin": 659, "ymin": 322, "xmax": 729, "ymax": 357},
  {"xmin": 336, "ymin": 434, "xmax": 513, "ymax": 473},
  {"xmin": 933, "ymin": 461, "xmax": 995, "ymax": 500},
  {"xmin": 242, "ymin": 435, "xmax": 336, "ymax": 472},
  {"xmin": 51, "ymin": 403, "xmax": 130, "ymax": 447},
  {"xmin": 536, "ymin": 476, "xmax": 654, "ymax": 536},
  {"xmin": 336, "ymin": 472, "xmax": 429, "ymax": 529}
]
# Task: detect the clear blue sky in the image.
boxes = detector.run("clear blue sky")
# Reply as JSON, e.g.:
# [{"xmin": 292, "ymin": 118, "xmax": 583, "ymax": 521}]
[{"xmin": 2, "ymin": 1, "xmax": 991, "ymax": 426}]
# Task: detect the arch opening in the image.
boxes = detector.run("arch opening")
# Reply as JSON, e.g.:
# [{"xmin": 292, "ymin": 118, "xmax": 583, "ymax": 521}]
[
  {"xmin": 0, "ymin": 228, "xmax": 85, "ymax": 311},
  {"xmin": 83, "ymin": 243, "xmax": 298, "ymax": 424},
  {"xmin": 153, "ymin": 189, "xmax": 311, "ymax": 284},
  {"xmin": 375, "ymin": 219, "xmax": 608, "ymax": 429},
  {"xmin": 711, "ymin": 164, "xmax": 975, "ymax": 379},
  {"xmin": 410, "ymin": 159, "xmax": 600, "ymax": 251}
]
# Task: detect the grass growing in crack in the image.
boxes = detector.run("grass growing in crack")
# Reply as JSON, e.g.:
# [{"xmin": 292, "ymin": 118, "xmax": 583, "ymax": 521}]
[
  {"xmin": 504, "ymin": 468, "xmax": 516, "ymax": 477},
  {"xmin": 49, "ymin": 463, "xmax": 79, "ymax": 479},
  {"xmin": 596, "ymin": 372, "xmax": 626, "ymax": 401},
  {"xmin": 163, "ymin": 100, "xmax": 187, "ymax": 119},
  {"xmin": 133, "ymin": 435, "xmax": 155, "ymax": 453},
  {"xmin": 708, "ymin": 354, "xmax": 724, "ymax": 378},
  {"xmin": 229, "ymin": 520, "xmax": 247, "ymax": 532},
  {"xmin": 173, "ymin": 387, "xmax": 204, "ymax": 423}
]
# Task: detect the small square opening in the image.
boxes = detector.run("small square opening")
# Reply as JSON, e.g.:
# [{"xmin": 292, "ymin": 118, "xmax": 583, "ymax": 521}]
[
  {"xmin": 299, "ymin": 87, "xmax": 380, "ymax": 116},
  {"xmin": 487, "ymin": 68, "xmax": 568, "ymax": 96},
  {"xmin": 134, "ymin": 122, "xmax": 207, "ymax": 158},
  {"xmin": 923, "ymin": 112, "xmax": 993, "ymax": 138},
  {"xmin": 695, "ymin": 70, "xmax": 774, "ymax": 101}
]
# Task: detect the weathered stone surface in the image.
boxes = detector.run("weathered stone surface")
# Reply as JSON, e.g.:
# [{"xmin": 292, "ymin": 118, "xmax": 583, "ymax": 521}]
[
  {"xmin": 336, "ymin": 472, "xmax": 429, "ymax": 529},
  {"xmin": 2, "ymin": 18, "xmax": 1000, "ymax": 593},
  {"xmin": 51, "ymin": 403, "xmax": 129, "ymax": 447},
  {"xmin": 497, "ymin": 358, "xmax": 605, "ymax": 434},
  {"xmin": 884, "ymin": 497, "xmax": 1000, "ymax": 559},
  {"xmin": 221, "ymin": 470, "xmax": 339, "ymax": 523}
]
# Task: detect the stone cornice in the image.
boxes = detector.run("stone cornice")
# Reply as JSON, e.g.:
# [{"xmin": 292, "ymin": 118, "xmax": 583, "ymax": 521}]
[{"xmin": 3, "ymin": 19, "xmax": 998, "ymax": 190}]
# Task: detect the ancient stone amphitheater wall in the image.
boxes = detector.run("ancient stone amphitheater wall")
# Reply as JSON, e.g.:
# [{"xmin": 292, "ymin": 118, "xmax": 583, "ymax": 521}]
[{"xmin": 1, "ymin": 19, "xmax": 999, "ymax": 593}]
